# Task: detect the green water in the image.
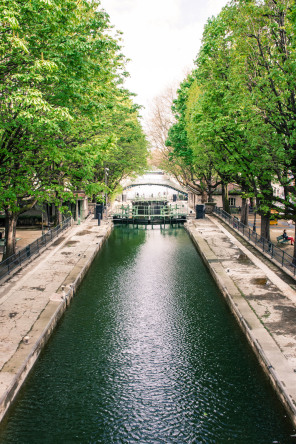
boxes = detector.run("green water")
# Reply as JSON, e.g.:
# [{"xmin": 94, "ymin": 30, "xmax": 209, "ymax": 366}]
[{"xmin": 0, "ymin": 226, "xmax": 295, "ymax": 443}]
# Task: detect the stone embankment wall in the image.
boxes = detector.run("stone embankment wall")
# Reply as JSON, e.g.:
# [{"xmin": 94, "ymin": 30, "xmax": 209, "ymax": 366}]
[
  {"xmin": 185, "ymin": 217, "xmax": 296, "ymax": 428},
  {"xmin": 2, "ymin": 216, "xmax": 296, "ymax": 428},
  {"xmin": 0, "ymin": 219, "xmax": 113, "ymax": 423}
]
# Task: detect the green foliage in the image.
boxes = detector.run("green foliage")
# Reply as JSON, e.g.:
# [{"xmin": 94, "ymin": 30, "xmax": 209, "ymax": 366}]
[
  {"xmin": 0, "ymin": 0, "xmax": 148, "ymax": 257},
  {"xmin": 167, "ymin": 0, "xmax": 296, "ymax": 225}
]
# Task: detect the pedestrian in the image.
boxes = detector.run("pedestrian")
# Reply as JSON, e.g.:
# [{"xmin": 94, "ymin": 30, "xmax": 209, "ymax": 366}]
[{"xmin": 283, "ymin": 229, "xmax": 294, "ymax": 245}]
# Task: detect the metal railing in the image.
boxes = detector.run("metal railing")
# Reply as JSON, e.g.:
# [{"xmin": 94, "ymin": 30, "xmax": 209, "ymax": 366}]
[
  {"xmin": 0, "ymin": 217, "xmax": 72, "ymax": 281},
  {"xmin": 213, "ymin": 207, "xmax": 296, "ymax": 277},
  {"xmin": 112, "ymin": 203, "xmax": 188, "ymax": 222}
]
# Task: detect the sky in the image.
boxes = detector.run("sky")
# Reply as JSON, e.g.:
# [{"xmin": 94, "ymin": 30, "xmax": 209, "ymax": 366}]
[{"xmin": 99, "ymin": 0, "xmax": 229, "ymax": 121}]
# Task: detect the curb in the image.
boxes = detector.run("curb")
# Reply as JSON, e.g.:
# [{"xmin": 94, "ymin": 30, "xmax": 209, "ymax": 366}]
[
  {"xmin": 185, "ymin": 221, "xmax": 296, "ymax": 428},
  {"xmin": 0, "ymin": 224, "xmax": 113, "ymax": 423}
]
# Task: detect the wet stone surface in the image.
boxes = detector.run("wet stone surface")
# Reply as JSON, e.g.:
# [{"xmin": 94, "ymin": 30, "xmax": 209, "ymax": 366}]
[
  {"xmin": 237, "ymin": 252, "xmax": 252, "ymax": 265},
  {"xmin": 0, "ymin": 226, "xmax": 295, "ymax": 443},
  {"xmin": 251, "ymin": 277, "xmax": 268, "ymax": 285},
  {"xmin": 0, "ymin": 220, "xmax": 111, "ymax": 374},
  {"xmin": 76, "ymin": 230, "xmax": 92, "ymax": 236},
  {"xmin": 50, "ymin": 236, "xmax": 65, "ymax": 247},
  {"xmin": 190, "ymin": 217, "xmax": 296, "ymax": 370},
  {"xmin": 65, "ymin": 240, "xmax": 78, "ymax": 246}
]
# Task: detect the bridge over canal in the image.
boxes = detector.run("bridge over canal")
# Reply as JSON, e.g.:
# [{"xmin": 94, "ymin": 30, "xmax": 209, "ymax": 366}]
[
  {"xmin": 121, "ymin": 170, "xmax": 188, "ymax": 198},
  {"xmin": 113, "ymin": 171, "xmax": 189, "ymax": 225}
]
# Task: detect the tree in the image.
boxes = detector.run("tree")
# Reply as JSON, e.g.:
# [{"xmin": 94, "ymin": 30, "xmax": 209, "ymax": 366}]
[
  {"xmin": 0, "ymin": 0, "xmax": 148, "ymax": 258},
  {"xmin": 93, "ymin": 96, "xmax": 148, "ymax": 200},
  {"xmin": 165, "ymin": 75, "xmax": 222, "ymax": 202},
  {"xmin": 183, "ymin": 6, "xmax": 284, "ymax": 239},
  {"xmin": 232, "ymin": 0, "xmax": 296, "ymax": 258},
  {"xmin": 145, "ymin": 85, "xmax": 177, "ymax": 169}
]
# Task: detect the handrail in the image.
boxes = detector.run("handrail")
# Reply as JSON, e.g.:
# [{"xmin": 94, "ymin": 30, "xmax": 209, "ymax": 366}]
[
  {"xmin": 0, "ymin": 217, "xmax": 72, "ymax": 281},
  {"xmin": 213, "ymin": 207, "xmax": 296, "ymax": 277}
]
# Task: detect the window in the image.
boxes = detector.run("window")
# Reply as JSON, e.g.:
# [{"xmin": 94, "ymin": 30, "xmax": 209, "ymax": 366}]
[{"xmin": 229, "ymin": 197, "xmax": 236, "ymax": 206}]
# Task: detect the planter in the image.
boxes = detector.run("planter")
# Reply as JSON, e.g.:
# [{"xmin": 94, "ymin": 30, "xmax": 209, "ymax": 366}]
[{"xmin": 205, "ymin": 202, "xmax": 217, "ymax": 214}]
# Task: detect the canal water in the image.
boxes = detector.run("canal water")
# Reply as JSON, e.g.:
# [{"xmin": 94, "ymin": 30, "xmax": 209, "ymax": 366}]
[{"xmin": 0, "ymin": 227, "xmax": 295, "ymax": 443}]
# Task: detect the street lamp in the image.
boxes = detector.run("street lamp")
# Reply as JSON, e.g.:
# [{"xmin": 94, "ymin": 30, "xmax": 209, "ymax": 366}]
[{"xmin": 104, "ymin": 167, "xmax": 109, "ymax": 219}]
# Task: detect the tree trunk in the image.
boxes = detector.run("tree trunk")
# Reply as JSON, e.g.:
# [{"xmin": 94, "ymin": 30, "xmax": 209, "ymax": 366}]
[
  {"xmin": 54, "ymin": 201, "xmax": 63, "ymax": 225},
  {"xmin": 293, "ymin": 226, "xmax": 296, "ymax": 266},
  {"xmin": 3, "ymin": 211, "xmax": 18, "ymax": 260},
  {"xmin": 201, "ymin": 189, "xmax": 208, "ymax": 203},
  {"xmin": 258, "ymin": 180, "xmax": 272, "ymax": 242},
  {"xmin": 240, "ymin": 197, "xmax": 249, "ymax": 226},
  {"xmin": 222, "ymin": 183, "xmax": 230, "ymax": 213},
  {"xmin": 208, "ymin": 185, "xmax": 214, "ymax": 203},
  {"xmin": 261, "ymin": 213, "xmax": 270, "ymax": 241}
]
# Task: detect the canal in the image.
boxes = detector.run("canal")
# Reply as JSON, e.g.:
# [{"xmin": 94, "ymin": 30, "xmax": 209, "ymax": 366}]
[{"xmin": 0, "ymin": 227, "xmax": 294, "ymax": 443}]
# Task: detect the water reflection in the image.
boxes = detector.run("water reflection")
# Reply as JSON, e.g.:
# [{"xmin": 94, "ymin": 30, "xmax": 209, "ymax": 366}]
[{"xmin": 0, "ymin": 226, "xmax": 294, "ymax": 443}]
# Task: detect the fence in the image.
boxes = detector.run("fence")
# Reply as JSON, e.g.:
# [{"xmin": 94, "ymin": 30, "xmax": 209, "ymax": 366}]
[
  {"xmin": 213, "ymin": 207, "xmax": 296, "ymax": 277},
  {"xmin": 0, "ymin": 217, "xmax": 72, "ymax": 281}
]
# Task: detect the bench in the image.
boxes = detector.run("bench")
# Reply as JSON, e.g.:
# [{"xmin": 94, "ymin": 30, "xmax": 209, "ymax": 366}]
[
  {"xmin": 0, "ymin": 238, "xmax": 20, "ymax": 250},
  {"xmin": 277, "ymin": 235, "xmax": 289, "ymax": 244},
  {"xmin": 0, "ymin": 238, "xmax": 20, "ymax": 245}
]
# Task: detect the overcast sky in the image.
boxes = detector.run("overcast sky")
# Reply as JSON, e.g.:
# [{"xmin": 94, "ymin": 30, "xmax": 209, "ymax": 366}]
[{"xmin": 100, "ymin": 0, "xmax": 229, "ymax": 120}]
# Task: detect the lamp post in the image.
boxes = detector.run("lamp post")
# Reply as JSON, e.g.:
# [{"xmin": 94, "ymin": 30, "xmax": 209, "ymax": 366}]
[{"xmin": 104, "ymin": 167, "xmax": 109, "ymax": 219}]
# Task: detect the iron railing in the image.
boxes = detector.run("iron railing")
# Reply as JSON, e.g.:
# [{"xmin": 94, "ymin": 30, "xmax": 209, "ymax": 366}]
[
  {"xmin": 213, "ymin": 207, "xmax": 296, "ymax": 277},
  {"xmin": 0, "ymin": 217, "xmax": 72, "ymax": 281},
  {"xmin": 112, "ymin": 203, "xmax": 188, "ymax": 219}
]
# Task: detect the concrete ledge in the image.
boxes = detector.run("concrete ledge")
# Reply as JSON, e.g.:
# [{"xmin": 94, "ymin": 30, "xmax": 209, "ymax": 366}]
[
  {"xmin": 0, "ymin": 222, "xmax": 113, "ymax": 423},
  {"xmin": 185, "ymin": 220, "xmax": 296, "ymax": 427}
]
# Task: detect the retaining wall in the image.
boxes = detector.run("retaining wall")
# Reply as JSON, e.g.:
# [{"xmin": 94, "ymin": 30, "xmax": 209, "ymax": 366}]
[
  {"xmin": 0, "ymin": 223, "xmax": 113, "ymax": 423},
  {"xmin": 185, "ymin": 221, "xmax": 296, "ymax": 428}
]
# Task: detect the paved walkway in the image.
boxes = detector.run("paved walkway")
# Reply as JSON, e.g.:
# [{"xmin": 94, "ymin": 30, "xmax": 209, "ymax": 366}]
[
  {"xmin": 0, "ymin": 218, "xmax": 112, "ymax": 422},
  {"xmin": 186, "ymin": 216, "xmax": 296, "ymax": 427},
  {"xmin": 1, "ymin": 214, "xmax": 296, "ymax": 426}
]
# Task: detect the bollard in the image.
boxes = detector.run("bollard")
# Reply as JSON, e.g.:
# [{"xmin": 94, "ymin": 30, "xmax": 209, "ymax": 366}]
[{"xmin": 98, "ymin": 213, "xmax": 101, "ymax": 226}]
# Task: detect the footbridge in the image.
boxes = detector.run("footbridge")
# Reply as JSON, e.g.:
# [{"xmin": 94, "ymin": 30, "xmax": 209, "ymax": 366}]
[
  {"xmin": 122, "ymin": 171, "xmax": 188, "ymax": 197},
  {"xmin": 112, "ymin": 171, "xmax": 189, "ymax": 225}
]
